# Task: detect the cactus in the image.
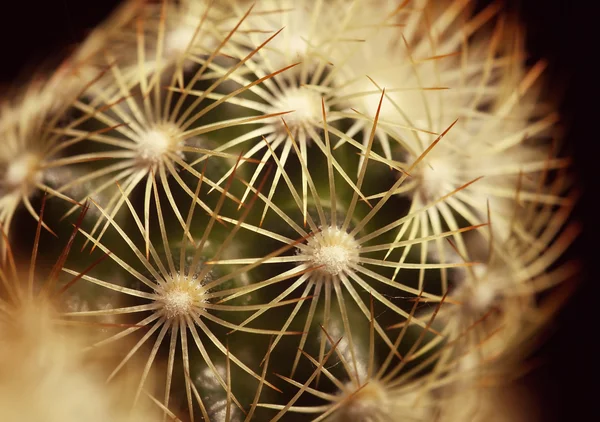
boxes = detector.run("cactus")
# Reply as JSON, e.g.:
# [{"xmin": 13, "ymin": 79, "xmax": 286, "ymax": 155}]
[{"xmin": 0, "ymin": 0, "xmax": 578, "ymax": 421}]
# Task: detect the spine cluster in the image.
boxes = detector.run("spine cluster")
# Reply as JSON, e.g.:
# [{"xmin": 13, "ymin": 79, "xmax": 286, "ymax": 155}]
[{"xmin": 0, "ymin": 1, "xmax": 577, "ymax": 421}]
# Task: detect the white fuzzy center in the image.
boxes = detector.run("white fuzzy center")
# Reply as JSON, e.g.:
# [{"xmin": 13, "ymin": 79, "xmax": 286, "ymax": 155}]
[
  {"xmin": 163, "ymin": 289, "xmax": 193, "ymax": 318},
  {"xmin": 458, "ymin": 265, "xmax": 502, "ymax": 314},
  {"xmin": 165, "ymin": 27, "xmax": 197, "ymax": 58},
  {"xmin": 306, "ymin": 227, "xmax": 359, "ymax": 276},
  {"xmin": 136, "ymin": 124, "xmax": 182, "ymax": 166},
  {"xmin": 417, "ymin": 153, "xmax": 457, "ymax": 201},
  {"xmin": 4, "ymin": 154, "xmax": 41, "ymax": 191},
  {"xmin": 288, "ymin": 36, "xmax": 308, "ymax": 59},
  {"xmin": 467, "ymin": 283, "xmax": 498, "ymax": 312},
  {"xmin": 159, "ymin": 274, "xmax": 205, "ymax": 319},
  {"xmin": 275, "ymin": 87, "xmax": 323, "ymax": 133}
]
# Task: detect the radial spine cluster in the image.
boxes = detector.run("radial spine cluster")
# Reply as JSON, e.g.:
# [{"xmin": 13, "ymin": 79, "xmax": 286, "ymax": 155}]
[
  {"xmin": 306, "ymin": 226, "xmax": 360, "ymax": 277},
  {"xmin": 0, "ymin": 1, "xmax": 578, "ymax": 421}
]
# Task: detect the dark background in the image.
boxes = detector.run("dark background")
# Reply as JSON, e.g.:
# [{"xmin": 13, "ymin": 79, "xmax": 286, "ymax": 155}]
[{"xmin": 1, "ymin": 1, "xmax": 597, "ymax": 420}]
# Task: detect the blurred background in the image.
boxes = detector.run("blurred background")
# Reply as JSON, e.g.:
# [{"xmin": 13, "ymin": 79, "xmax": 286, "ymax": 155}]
[{"xmin": 0, "ymin": 1, "xmax": 596, "ymax": 420}]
